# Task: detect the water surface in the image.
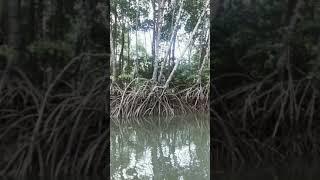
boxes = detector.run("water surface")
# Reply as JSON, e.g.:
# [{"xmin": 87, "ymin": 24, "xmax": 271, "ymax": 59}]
[{"xmin": 110, "ymin": 114, "xmax": 209, "ymax": 180}]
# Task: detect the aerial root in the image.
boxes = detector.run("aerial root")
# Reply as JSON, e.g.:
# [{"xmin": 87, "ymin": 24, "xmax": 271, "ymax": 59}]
[{"xmin": 111, "ymin": 79, "xmax": 209, "ymax": 118}]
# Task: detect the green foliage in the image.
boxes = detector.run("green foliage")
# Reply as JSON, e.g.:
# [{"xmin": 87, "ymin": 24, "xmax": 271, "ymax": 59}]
[
  {"xmin": 172, "ymin": 61, "xmax": 199, "ymax": 87},
  {"xmin": 138, "ymin": 57, "xmax": 153, "ymax": 76},
  {"xmin": 174, "ymin": 67, "xmax": 196, "ymax": 85},
  {"xmin": 111, "ymin": 0, "xmax": 210, "ymax": 89},
  {"xmin": 161, "ymin": 8, "xmax": 175, "ymax": 41},
  {"xmin": 184, "ymin": 0, "xmax": 205, "ymax": 32},
  {"xmin": 118, "ymin": 73, "xmax": 133, "ymax": 84}
]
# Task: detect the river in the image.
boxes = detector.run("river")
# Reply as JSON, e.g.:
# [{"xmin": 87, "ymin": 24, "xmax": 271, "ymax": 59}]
[{"xmin": 110, "ymin": 113, "xmax": 210, "ymax": 180}]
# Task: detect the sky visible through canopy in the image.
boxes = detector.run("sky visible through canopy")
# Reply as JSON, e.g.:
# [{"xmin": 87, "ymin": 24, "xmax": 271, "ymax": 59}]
[{"xmin": 112, "ymin": 0, "xmax": 207, "ymax": 63}]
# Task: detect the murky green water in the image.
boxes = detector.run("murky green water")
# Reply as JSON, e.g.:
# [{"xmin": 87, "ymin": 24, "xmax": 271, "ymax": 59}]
[{"xmin": 110, "ymin": 114, "xmax": 209, "ymax": 180}]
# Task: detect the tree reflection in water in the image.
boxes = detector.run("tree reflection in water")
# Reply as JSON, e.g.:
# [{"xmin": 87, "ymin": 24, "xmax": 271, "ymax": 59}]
[{"xmin": 111, "ymin": 114, "xmax": 209, "ymax": 180}]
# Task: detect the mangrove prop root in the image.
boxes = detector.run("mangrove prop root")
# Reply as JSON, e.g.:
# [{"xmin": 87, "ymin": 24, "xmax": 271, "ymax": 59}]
[{"xmin": 111, "ymin": 79, "xmax": 209, "ymax": 118}]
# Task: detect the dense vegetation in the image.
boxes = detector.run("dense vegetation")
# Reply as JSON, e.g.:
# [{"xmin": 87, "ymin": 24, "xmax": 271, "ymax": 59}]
[
  {"xmin": 0, "ymin": 0, "xmax": 108, "ymax": 176},
  {"xmin": 212, "ymin": 0, "xmax": 320, "ymax": 171},
  {"xmin": 110, "ymin": 0, "xmax": 210, "ymax": 118}
]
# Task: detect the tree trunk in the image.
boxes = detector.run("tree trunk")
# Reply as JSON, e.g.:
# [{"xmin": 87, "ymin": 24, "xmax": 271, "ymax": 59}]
[
  {"xmin": 164, "ymin": 0, "xmax": 209, "ymax": 89},
  {"xmin": 127, "ymin": 28, "xmax": 131, "ymax": 76},
  {"xmin": 132, "ymin": 0, "xmax": 140, "ymax": 79},
  {"xmin": 111, "ymin": 24, "xmax": 117, "ymax": 81},
  {"xmin": 199, "ymin": 45, "xmax": 206, "ymax": 69},
  {"xmin": 158, "ymin": 0, "xmax": 184, "ymax": 82},
  {"xmin": 118, "ymin": 24, "xmax": 125, "ymax": 76},
  {"xmin": 127, "ymin": 13, "xmax": 130, "ymax": 75},
  {"xmin": 111, "ymin": 3, "xmax": 118, "ymax": 81},
  {"xmin": 114, "ymin": 3, "xmax": 118, "ymax": 57},
  {"xmin": 171, "ymin": 30, "xmax": 177, "ymax": 67},
  {"xmin": 197, "ymin": 31, "xmax": 209, "ymax": 84},
  {"xmin": 152, "ymin": 0, "xmax": 156, "ymax": 67},
  {"xmin": 151, "ymin": 0, "xmax": 165, "ymax": 82}
]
